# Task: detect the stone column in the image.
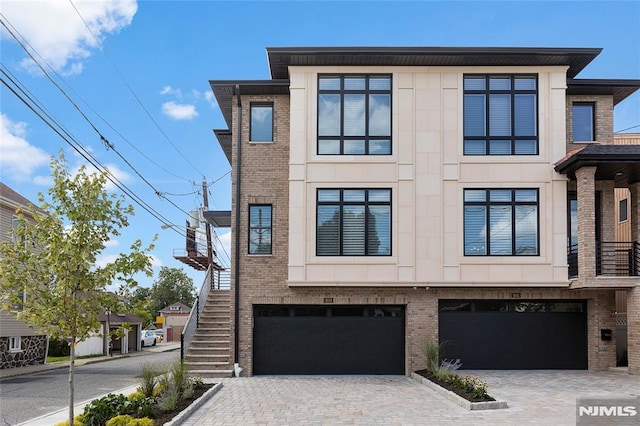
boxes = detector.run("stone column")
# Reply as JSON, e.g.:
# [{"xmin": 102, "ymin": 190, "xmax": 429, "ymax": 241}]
[{"xmin": 576, "ymin": 167, "xmax": 597, "ymax": 279}]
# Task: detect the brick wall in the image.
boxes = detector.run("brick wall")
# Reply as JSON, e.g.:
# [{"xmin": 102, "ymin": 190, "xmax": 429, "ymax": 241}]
[{"xmin": 565, "ymin": 95, "xmax": 614, "ymax": 153}]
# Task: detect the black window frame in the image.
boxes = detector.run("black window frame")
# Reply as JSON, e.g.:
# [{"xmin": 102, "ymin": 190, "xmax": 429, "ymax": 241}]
[
  {"xmin": 464, "ymin": 188, "xmax": 540, "ymax": 256},
  {"xmin": 463, "ymin": 74, "xmax": 539, "ymax": 155},
  {"xmin": 317, "ymin": 74, "xmax": 392, "ymax": 155},
  {"xmin": 619, "ymin": 198, "xmax": 629, "ymax": 223},
  {"xmin": 571, "ymin": 102, "xmax": 595, "ymax": 142},
  {"xmin": 248, "ymin": 204, "xmax": 272, "ymax": 255},
  {"xmin": 316, "ymin": 188, "xmax": 392, "ymax": 256},
  {"xmin": 250, "ymin": 102, "xmax": 274, "ymax": 142}
]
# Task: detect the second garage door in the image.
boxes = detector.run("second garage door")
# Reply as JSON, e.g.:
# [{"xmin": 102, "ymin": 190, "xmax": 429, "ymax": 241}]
[
  {"xmin": 253, "ymin": 305, "xmax": 405, "ymax": 375},
  {"xmin": 439, "ymin": 300, "xmax": 588, "ymax": 369}
]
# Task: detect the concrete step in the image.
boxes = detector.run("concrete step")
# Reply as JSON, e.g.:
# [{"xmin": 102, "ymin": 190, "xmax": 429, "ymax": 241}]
[
  {"xmin": 185, "ymin": 355, "xmax": 230, "ymax": 363},
  {"xmin": 188, "ymin": 369, "xmax": 233, "ymax": 378},
  {"xmin": 185, "ymin": 361, "xmax": 231, "ymax": 367},
  {"xmin": 188, "ymin": 348, "xmax": 230, "ymax": 356},
  {"xmin": 190, "ymin": 339, "xmax": 229, "ymax": 346}
]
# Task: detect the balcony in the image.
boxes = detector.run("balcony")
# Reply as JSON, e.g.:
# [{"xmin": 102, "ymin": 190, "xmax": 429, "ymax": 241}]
[{"xmin": 568, "ymin": 241, "xmax": 640, "ymax": 278}]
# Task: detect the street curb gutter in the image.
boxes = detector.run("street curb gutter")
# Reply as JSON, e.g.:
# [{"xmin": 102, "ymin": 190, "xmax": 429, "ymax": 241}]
[
  {"xmin": 410, "ymin": 372, "xmax": 508, "ymax": 410},
  {"xmin": 164, "ymin": 382, "xmax": 224, "ymax": 426}
]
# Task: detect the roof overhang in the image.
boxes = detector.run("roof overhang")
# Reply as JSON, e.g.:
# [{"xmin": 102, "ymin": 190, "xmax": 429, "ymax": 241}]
[
  {"xmin": 554, "ymin": 144, "xmax": 640, "ymax": 186},
  {"xmin": 203, "ymin": 210, "xmax": 231, "ymax": 228},
  {"xmin": 213, "ymin": 129, "xmax": 232, "ymax": 164},
  {"xmin": 267, "ymin": 46, "xmax": 603, "ymax": 79},
  {"xmin": 567, "ymin": 79, "xmax": 640, "ymax": 105}
]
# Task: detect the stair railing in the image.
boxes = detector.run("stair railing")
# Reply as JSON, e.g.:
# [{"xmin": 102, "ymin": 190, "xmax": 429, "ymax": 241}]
[{"xmin": 181, "ymin": 264, "xmax": 213, "ymax": 360}]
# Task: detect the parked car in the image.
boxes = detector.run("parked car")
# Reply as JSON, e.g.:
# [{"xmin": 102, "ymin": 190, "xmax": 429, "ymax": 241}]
[
  {"xmin": 152, "ymin": 329, "xmax": 164, "ymax": 343},
  {"xmin": 141, "ymin": 330, "xmax": 156, "ymax": 347}
]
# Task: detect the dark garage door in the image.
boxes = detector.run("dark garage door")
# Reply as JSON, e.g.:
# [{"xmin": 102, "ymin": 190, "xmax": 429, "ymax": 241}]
[
  {"xmin": 253, "ymin": 305, "xmax": 405, "ymax": 375},
  {"xmin": 439, "ymin": 300, "xmax": 587, "ymax": 369}
]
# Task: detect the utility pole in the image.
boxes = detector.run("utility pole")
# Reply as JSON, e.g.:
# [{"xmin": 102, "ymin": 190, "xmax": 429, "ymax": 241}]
[{"xmin": 202, "ymin": 179, "xmax": 214, "ymax": 267}]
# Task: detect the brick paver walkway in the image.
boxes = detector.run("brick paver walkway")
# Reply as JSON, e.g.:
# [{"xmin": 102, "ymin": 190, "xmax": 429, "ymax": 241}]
[{"xmin": 182, "ymin": 370, "xmax": 640, "ymax": 426}]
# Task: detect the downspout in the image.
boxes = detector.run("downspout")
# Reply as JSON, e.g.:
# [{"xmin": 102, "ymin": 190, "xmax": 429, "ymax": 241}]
[{"xmin": 233, "ymin": 84, "xmax": 242, "ymax": 376}]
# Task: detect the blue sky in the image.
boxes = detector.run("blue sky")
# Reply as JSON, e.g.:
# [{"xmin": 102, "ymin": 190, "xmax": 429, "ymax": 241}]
[{"xmin": 1, "ymin": 0, "xmax": 639, "ymax": 290}]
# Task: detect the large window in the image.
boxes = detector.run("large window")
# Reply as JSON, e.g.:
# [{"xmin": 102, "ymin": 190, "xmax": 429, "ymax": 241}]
[
  {"xmin": 464, "ymin": 75, "xmax": 538, "ymax": 155},
  {"xmin": 249, "ymin": 205, "xmax": 272, "ymax": 254},
  {"xmin": 464, "ymin": 189, "xmax": 539, "ymax": 256},
  {"xmin": 250, "ymin": 103, "xmax": 273, "ymax": 142},
  {"xmin": 318, "ymin": 75, "xmax": 391, "ymax": 155},
  {"xmin": 317, "ymin": 189, "xmax": 391, "ymax": 256},
  {"xmin": 572, "ymin": 102, "xmax": 595, "ymax": 142}
]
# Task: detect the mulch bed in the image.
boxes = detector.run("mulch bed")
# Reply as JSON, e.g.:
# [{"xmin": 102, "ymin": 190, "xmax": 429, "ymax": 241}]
[
  {"xmin": 414, "ymin": 370, "xmax": 495, "ymax": 402},
  {"xmin": 151, "ymin": 383, "xmax": 214, "ymax": 425}
]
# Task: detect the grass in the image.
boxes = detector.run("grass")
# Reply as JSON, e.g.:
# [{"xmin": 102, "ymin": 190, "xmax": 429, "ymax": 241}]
[{"xmin": 47, "ymin": 353, "xmax": 104, "ymax": 363}]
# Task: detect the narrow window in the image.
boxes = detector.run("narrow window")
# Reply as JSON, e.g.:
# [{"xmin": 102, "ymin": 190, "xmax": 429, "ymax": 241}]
[
  {"xmin": 318, "ymin": 75, "xmax": 392, "ymax": 155},
  {"xmin": 317, "ymin": 189, "xmax": 391, "ymax": 256},
  {"xmin": 619, "ymin": 198, "xmax": 628, "ymax": 222},
  {"xmin": 249, "ymin": 205, "xmax": 272, "ymax": 254},
  {"xmin": 572, "ymin": 103, "xmax": 595, "ymax": 142},
  {"xmin": 250, "ymin": 103, "xmax": 273, "ymax": 142},
  {"xmin": 463, "ymin": 75, "xmax": 538, "ymax": 155},
  {"xmin": 9, "ymin": 337, "xmax": 22, "ymax": 352},
  {"xmin": 464, "ymin": 189, "xmax": 539, "ymax": 256}
]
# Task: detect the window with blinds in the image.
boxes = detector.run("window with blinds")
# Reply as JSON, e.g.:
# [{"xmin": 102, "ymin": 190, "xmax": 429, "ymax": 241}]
[
  {"xmin": 464, "ymin": 189, "xmax": 539, "ymax": 256},
  {"xmin": 249, "ymin": 205, "xmax": 272, "ymax": 254},
  {"xmin": 572, "ymin": 102, "xmax": 595, "ymax": 142},
  {"xmin": 318, "ymin": 75, "xmax": 391, "ymax": 155},
  {"xmin": 463, "ymin": 75, "xmax": 538, "ymax": 155},
  {"xmin": 250, "ymin": 103, "xmax": 273, "ymax": 142},
  {"xmin": 316, "ymin": 189, "xmax": 391, "ymax": 256}
]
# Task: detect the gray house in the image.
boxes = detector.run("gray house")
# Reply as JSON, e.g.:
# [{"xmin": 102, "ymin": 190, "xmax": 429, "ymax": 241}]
[{"xmin": 0, "ymin": 183, "xmax": 47, "ymax": 369}]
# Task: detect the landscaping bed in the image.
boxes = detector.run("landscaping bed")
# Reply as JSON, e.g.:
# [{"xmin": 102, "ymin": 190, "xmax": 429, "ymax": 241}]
[
  {"xmin": 151, "ymin": 383, "xmax": 213, "ymax": 425},
  {"xmin": 414, "ymin": 369, "xmax": 494, "ymax": 402}
]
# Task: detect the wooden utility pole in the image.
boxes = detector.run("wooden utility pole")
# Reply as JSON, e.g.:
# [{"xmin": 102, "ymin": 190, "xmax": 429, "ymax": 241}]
[{"xmin": 202, "ymin": 179, "xmax": 214, "ymax": 267}]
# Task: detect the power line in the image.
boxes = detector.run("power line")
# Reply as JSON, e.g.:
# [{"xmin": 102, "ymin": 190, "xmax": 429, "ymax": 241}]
[
  {"xmin": 615, "ymin": 123, "xmax": 640, "ymax": 133},
  {"xmin": 0, "ymin": 14, "xmax": 196, "ymax": 219},
  {"xmin": 1, "ymin": 67, "xmax": 188, "ymax": 241},
  {"xmin": 66, "ymin": 0, "xmax": 206, "ymax": 177}
]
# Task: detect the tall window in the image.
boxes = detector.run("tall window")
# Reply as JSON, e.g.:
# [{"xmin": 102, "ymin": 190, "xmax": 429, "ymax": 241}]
[
  {"xmin": 249, "ymin": 205, "xmax": 272, "ymax": 254},
  {"xmin": 464, "ymin": 75, "xmax": 538, "ymax": 155},
  {"xmin": 318, "ymin": 75, "xmax": 391, "ymax": 155},
  {"xmin": 464, "ymin": 189, "xmax": 539, "ymax": 256},
  {"xmin": 250, "ymin": 103, "xmax": 273, "ymax": 142},
  {"xmin": 619, "ymin": 198, "xmax": 629, "ymax": 223},
  {"xmin": 317, "ymin": 189, "xmax": 391, "ymax": 256},
  {"xmin": 572, "ymin": 102, "xmax": 595, "ymax": 142}
]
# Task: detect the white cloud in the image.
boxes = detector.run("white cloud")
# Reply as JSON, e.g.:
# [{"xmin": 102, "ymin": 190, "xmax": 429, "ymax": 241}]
[
  {"xmin": 104, "ymin": 239, "xmax": 120, "ymax": 248},
  {"xmin": 204, "ymin": 91, "xmax": 218, "ymax": 109},
  {"xmin": 160, "ymin": 85, "xmax": 182, "ymax": 97},
  {"xmin": 1, "ymin": 0, "xmax": 137, "ymax": 75},
  {"xmin": 162, "ymin": 101, "xmax": 198, "ymax": 120},
  {"xmin": 149, "ymin": 254, "xmax": 163, "ymax": 268},
  {"xmin": 75, "ymin": 161, "xmax": 132, "ymax": 191},
  {"xmin": 0, "ymin": 114, "xmax": 50, "ymax": 182}
]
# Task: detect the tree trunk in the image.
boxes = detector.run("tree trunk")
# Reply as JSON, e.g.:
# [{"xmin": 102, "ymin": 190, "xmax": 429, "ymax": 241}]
[{"xmin": 68, "ymin": 338, "xmax": 75, "ymax": 426}]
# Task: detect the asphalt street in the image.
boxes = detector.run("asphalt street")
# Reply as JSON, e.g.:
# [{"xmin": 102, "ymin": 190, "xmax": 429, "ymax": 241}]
[{"xmin": 0, "ymin": 349, "xmax": 178, "ymax": 425}]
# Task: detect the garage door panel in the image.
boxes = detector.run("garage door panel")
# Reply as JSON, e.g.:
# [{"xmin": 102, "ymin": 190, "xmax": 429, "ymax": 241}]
[
  {"xmin": 439, "ymin": 301, "xmax": 587, "ymax": 369},
  {"xmin": 254, "ymin": 306, "xmax": 404, "ymax": 375}
]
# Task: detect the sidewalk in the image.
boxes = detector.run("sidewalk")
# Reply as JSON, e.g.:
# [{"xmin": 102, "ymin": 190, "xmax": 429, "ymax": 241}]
[{"xmin": 0, "ymin": 341, "xmax": 180, "ymax": 380}]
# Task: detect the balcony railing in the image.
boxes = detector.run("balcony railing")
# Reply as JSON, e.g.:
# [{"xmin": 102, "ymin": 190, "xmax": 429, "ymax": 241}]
[{"xmin": 568, "ymin": 241, "xmax": 640, "ymax": 278}]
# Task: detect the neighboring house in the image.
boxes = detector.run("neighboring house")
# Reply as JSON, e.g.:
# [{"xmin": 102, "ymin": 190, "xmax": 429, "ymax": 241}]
[
  {"xmin": 159, "ymin": 302, "xmax": 191, "ymax": 342},
  {"xmin": 204, "ymin": 47, "xmax": 640, "ymax": 376},
  {"xmin": 0, "ymin": 182, "xmax": 47, "ymax": 369}
]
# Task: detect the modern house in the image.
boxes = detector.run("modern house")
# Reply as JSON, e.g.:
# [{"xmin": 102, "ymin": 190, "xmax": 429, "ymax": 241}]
[
  {"xmin": 194, "ymin": 47, "xmax": 640, "ymax": 376},
  {"xmin": 0, "ymin": 183, "xmax": 48, "ymax": 369}
]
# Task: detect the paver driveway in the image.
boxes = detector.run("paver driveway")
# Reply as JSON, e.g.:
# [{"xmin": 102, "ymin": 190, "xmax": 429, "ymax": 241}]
[{"xmin": 184, "ymin": 370, "xmax": 639, "ymax": 425}]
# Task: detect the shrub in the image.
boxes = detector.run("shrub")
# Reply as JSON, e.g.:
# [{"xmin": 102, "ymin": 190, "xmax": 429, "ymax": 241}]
[
  {"xmin": 54, "ymin": 414, "xmax": 85, "ymax": 426},
  {"xmin": 127, "ymin": 392, "xmax": 155, "ymax": 418},
  {"xmin": 157, "ymin": 386, "xmax": 179, "ymax": 413},
  {"xmin": 82, "ymin": 393, "xmax": 131, "ymax": 426},
  {"xmin": 423, "ymin": 339, "xmax": 440, "ymax": 375},
  {"xmin": 137, "ymin": 362, "xmax": 159, "ymax": 398},
  {"xmin": 106, "ymin": 416, "xmax": 154, "ymax": 426},
  {"xmin": 168, "ymin": 359, "xmax": 190, "ymax": 396},
  {"xmin": 48, "ymin": 337, "xmax": 71, "ymax": 357},
  {"xmin": 189, "ymin": 376, "xmax": 205, "ymax": 390},
  {"xmin": 182, "ymin": 382, "xmax": 195, "ymax": 400}
]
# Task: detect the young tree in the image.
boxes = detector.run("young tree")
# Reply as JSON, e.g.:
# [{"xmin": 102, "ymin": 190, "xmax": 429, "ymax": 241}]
[
  {"xmin": 149, "ymin": 267, "xmax": 196, "ymax": 315},
  {"xmin": 0, "ymin": 154, "xmax": 154, "ymax": 426}
]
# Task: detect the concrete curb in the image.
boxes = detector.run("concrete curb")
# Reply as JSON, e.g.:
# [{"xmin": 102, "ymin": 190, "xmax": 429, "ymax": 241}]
[
  {"xmin": 410, "ymin": 372, "xmax": 508, "ymax": 410},
  {"xmin": 164, "ymin": 382, "xmax": 224, "ymax": 426}
]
